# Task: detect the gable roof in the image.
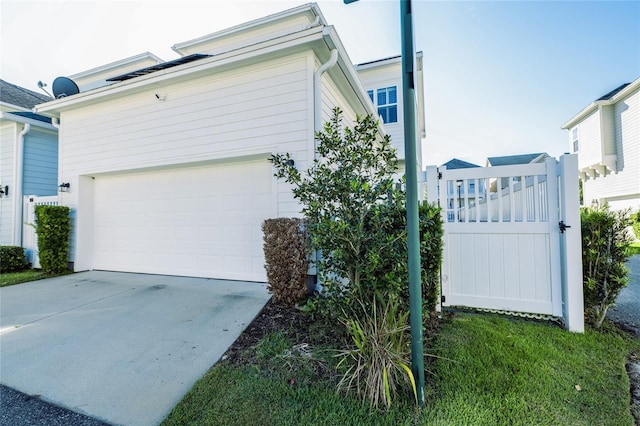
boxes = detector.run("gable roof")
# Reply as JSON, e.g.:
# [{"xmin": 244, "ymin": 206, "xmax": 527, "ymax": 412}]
[
  {"xmin": 0, "ymin": 79, "xmax": 52, "ymax": 109},
  {"xmin": 486, "ymin": 153, "xmax": 548, "ymax": 167},
  {"xmin": 595, "ymin": 82, "xmax": 631, "ymax": 101},
  {"xmin": 562, "ymin": 76, "xmax": 640, "ymax": 129},
  {"xmin": 441, "ymin": 158, "xmax": 480, "ymax": 169}
]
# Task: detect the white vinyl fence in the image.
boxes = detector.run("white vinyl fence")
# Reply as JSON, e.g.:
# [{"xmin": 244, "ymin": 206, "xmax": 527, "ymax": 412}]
[{"xmin": 426, "ymin": 154, "xmax": 584, "ymax": 332}]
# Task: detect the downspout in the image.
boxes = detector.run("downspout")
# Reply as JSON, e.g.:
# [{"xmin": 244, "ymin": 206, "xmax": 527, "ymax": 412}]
[
  {"xmin": 13, "ymin": 123, "xmax": 30, "ymax": 245},
  {"xmin": 313, "ymin": 49, "xmax": 338, "ymax": 144},
  {"xmin": 311, "ymin": 48, "xmax": 338, "ymax": 291}
]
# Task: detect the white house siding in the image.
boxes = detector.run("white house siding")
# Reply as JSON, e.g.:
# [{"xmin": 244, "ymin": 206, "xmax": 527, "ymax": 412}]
[
  {"xmin": 0, "ymin": 122, "xmax": 16, "ymax": 245},
  {"xmin": 356, "ymin": 62, "xmax": 405, "ymax": 160},
  {"xmin": 575, "ymin": 109, "xmax": 602, "ymax": 171},
  {"xmin": 583, "ymin": 89, "xmax": 640, "ymax": 210},
  {"xmin": 58, "ymin": 53, "xmax": 318, "ymax": 274},
  {"xmin": 23, "ymin": 128, "xmax": 58, "ymax": 196}
]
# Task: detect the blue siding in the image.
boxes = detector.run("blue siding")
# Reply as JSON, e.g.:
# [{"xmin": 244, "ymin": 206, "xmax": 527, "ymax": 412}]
[{"xmin": 22, "ymin": 129, "xmax": 58, "ymax": 195}]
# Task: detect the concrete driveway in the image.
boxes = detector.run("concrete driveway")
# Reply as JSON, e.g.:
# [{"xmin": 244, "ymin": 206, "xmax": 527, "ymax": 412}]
[{"xmin": 0, "ymin": 271, "xmax": 270, "ymax": 426}]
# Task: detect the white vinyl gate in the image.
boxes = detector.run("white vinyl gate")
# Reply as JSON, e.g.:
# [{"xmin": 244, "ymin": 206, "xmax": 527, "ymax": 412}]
[
  {"xmin": 425, "ymin": 154, "xmax": 584, "ymax": 332},
  {"xmin": 22, "ymin": 195, "xmax": 59, "ymax": 268}
]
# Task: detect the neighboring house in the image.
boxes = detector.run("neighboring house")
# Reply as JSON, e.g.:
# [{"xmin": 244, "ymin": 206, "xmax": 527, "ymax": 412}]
[
  {"xmin": 487, "ymin": 152, "xmax": 549, "ymax": 190},
  {"xmin": 0, "ymin": 80, "xmax": 58, "ymax": 246},
  {"xmin": 355, "ymin": 54, "xmax": 426, "ymax": 172},
  {"xmin": 441, "ymin": 158, "xmax": 482, "ymax": 221},
  {"xmin": 561, "ymin": 77, "xmax": 640, "ymax": 211},
  {"xmin": 34, "ymin": 3, "xmax": 423, "ymax": 283}
]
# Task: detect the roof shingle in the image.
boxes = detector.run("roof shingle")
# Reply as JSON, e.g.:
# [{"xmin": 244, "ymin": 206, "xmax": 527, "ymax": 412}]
[{"xmin": 0, "ymin": 79, "xmax": 52, "ymax": 109}]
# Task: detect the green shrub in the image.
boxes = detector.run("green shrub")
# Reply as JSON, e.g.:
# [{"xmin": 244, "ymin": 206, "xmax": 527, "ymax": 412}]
[
  {"xmin": 262, "ymin": 218, "xmax": 309, "ymax": 306},
  {"xmin": 0, "ymin": 246, "xmax": 28, "ymax": 273},
  {"xmin": 581, "ymin": 205, "xmax": 633, "ymax": 328},
  {"xmin": 272, "ymin": 108, "xmax": 442, "ymax": 407},
  {"xmin": 632, "ymin": 210, "xmax": 640, "ymax": 240},
  {"xmin": 35, "ymin": 205, "xmax": 71, "ymax": 275}
]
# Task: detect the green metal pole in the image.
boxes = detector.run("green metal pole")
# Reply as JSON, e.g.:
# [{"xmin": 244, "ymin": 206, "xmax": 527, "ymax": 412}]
[{"xmin": 400, "ymin": 0, "xmax": 425, "ymax": 407}]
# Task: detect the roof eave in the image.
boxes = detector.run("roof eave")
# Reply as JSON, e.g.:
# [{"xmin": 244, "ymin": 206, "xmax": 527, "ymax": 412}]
[
  {"xmin": 171, "ymin": 2, "xmax": 326, "ymax": 55},
  {"xmin": 0, "ymin": 112, "xmax": 57, "ymax": 131},
  {"xmin": 34, "ymin": 26, "xmax": 328, "ymax": 117},
  {"xmin": 562, "ymin": 76, "xmax": 640, "ymax": 129},
  {"xmin": 321, "ymin": 26, "xmax": 384, "ymax": 135}
]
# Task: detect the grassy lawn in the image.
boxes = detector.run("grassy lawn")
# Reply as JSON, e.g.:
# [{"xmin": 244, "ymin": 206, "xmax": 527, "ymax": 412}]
[
  {"xmin": 0, "ymin": 269, "xmax": 68, "ymax": 287},
  {"xmin": 162, "ymin": 312, "xmax": 639, "ymax": 426},
  {"xmin": 628, "ymin": 242, "xmax": 640, "ymax": 256}
]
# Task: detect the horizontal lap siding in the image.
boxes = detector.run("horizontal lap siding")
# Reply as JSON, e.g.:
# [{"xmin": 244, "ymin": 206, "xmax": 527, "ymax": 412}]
[
  {"xmin": 0, "ymin": 123, "xmax": 16, "ymax": 244},
  {"xmin": 59, "ymin": 53, "xmax": 314, "ymax": 261},
  {"xmin": 583, "ymin": 90, "xmax": 640, "ymax": 205},
  {"xmin": 23, "ymin": 129, "xmax": 58, "ymax": 196},
  {"xmin": 576, "ymin": 110, "xmax": 601, "ymax": 170},
  {"xmin": 61, "ymin": 54, "xmax": 311, "ymax": 177},
  {"xmin": 357, "ymin": 64, "xmax": 405, "ymax": 159}
]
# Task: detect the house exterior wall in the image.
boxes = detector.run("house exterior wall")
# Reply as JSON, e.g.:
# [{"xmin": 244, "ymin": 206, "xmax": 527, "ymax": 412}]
[
  {"xmin": 23, "ymin": 128, "xmax": 58, "ymax": 196},
  {"xmin": 574, "ymin": 109, "xmax": 601, "ymax": 171},
  {"xmin": 0, "ymin": 122, "xmax": 16, "ymax": 245},
  {"xmin": 578, "ymin": 87, "xmax": 640, "ymax": 210},
  {"xmin": 356, "ymin": 61, "xmax": 405, "ymax": 160},
  {"xmin": 55, "ymin": 47, "xmax": 369, "ymax": 265}
]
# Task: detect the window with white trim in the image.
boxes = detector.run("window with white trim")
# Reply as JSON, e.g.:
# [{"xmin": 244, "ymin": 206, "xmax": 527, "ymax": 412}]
[
  {"xmin": 571, "ymin": 127, "xmax": 579, "ymax": 152},
  {"xmin": 367, "ymin": 86, "xmax": 398, "ymax": 124}
]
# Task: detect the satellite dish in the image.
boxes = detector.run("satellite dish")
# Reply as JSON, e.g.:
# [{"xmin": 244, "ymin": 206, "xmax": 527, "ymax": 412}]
[{"xmin": 52, "ymin": 77, "xmax": 79, "ymax": 98}]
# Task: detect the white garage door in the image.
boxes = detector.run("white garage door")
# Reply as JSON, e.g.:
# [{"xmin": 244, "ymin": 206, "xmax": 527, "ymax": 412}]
[{"xmin": 93, "ymin": 159, "xmax": 273, "ymax": 282}]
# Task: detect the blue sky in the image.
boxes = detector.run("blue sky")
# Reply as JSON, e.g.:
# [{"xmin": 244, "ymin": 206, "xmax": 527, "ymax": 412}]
[{"xmin": 1, "ymin": 0, "xmax": 638, "ymax": 166}]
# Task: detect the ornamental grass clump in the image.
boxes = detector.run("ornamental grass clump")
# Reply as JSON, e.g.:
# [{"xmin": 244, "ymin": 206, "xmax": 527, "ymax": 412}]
[{"xmin": 335, "ymin": 296, "xmax": 416, "ymax": 410}]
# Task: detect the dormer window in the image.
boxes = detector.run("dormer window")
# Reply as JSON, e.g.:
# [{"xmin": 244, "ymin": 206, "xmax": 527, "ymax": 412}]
[
  {"xmin": 367, "ymin": 86, "xmax": 398, "ymax": 124},
  {"xmin": 571, "ymin": 127, "xmax": 579, "ymax": 152}
]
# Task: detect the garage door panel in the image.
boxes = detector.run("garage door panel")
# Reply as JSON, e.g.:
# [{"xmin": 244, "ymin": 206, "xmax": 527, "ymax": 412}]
[{"xmin": 93, "ymin": 160, "xmax": 272, "ymax": 282}]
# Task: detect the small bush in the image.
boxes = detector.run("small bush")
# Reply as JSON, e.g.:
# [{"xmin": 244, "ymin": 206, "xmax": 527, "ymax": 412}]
[
  {"xmin": 632, "ymin": 210, "xmax": 640, "ymax": 240},
  {"xmin": 0, "ymin": 246, "xmax": 28, "ymax": 273},
  {"xmin": 581, "ymin": 205, "xmax": 633, "ymax": 328},
  {"xmin": 263, "ymin": 218, "xmax": 309, "ymax": 306},
  {"xmin": 35, "ymin": 205, "xmax": 71, "ymax": 275}
]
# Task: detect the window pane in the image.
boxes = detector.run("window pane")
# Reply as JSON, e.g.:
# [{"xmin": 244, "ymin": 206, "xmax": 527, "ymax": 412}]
[
  {"xmin": 367, "ymin": 90, "xmax": 374, "ymax": 103},
  {"xmin": 388, "ymin": 105, "xmax": 397, "ymax": 123},
  {"xmin": 388, "ymin": 86, "xmax": 397, "ymax": 104},
  {"xmin": 377, "ymin": 90, "xmax": 386, "ymax": 106}
]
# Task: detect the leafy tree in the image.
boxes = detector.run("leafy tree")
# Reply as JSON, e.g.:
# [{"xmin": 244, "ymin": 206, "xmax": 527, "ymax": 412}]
[
  {"xmin": 581, "ymin": 205, "xmax": 633, "ymax": 328},
  {"xmin": 271, "ymin": 107, "xmax": 402, "ymax": 309}
]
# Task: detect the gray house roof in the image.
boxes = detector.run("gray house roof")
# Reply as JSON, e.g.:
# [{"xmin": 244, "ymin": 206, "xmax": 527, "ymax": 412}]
[
  {"xmin": 486, "ymin": 153, "xmax": 548, "ymax": 167},
  {"xmin": 596, "ymin": 83, "xmax": 630, "ymax": 101},
  {"xmin": 0, "ymin": 79, "xmax": 52, "ymax": 109},
  {"xmin": 441, "ymin": 158, "xmax": 480, "ymax": 169}
]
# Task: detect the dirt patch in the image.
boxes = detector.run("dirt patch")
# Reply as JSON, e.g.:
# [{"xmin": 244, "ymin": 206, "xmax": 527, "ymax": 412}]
[{"xmin": 221, "ymin": 299, "xmax": 342, "ymax": 366}]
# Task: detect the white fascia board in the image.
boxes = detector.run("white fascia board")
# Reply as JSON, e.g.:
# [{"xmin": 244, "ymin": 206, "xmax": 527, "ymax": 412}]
[
  {"xmin": 34, "ymin": 26, "xmax": 327, "ymax": 118},
  {"xmin": 321, "ymin": 26, "xmax": 385, "ymax": 136},
  {"xmin": 355, "ymin": 55, "xmax": 401, "ymax": 71},
  {"xmin": 0, "ymin": 112, "xmax": 57, "ymax": 131},
  {"xmin": 0, "ymin": 102, "xmax": 31, "ymax": 113},
  {"xmin": 69, "ymin": 52, "xmax": 165, "ymax": 80},
  {"xmin": 561, "ymin": 102, "xmax": 602, "ymax": 130},
  {"xmin": 172, "ymin": 3, "xmax": 327, "ymax": 55}
]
